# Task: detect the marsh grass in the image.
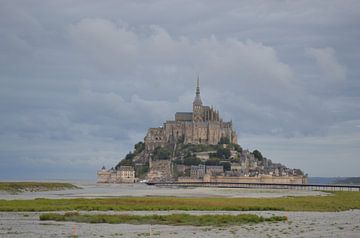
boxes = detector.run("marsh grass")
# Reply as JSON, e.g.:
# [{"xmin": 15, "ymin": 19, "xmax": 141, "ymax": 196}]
[
  {"xmin": 0, "ymin": 191, "xmax": 359, "ymax": 212},
  {"xmin": 0, "ymin": 182, "xmax": 79, "ymax": 194},
  {"xmin": 39, "ymin": 212, "xmax": 287, "ymax": 226}
]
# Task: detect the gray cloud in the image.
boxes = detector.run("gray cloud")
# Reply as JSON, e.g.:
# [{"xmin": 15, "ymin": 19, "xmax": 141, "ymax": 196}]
[
  {"xmin": 306, "ymin": 47, "xmax": 346, "ymax": 85},
  {"xmin": 0, "ymin": 0, "xmax": 359, "ymax": 178}
]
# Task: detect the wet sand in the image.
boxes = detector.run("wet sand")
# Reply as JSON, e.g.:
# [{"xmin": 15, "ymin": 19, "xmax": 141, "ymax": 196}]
[
  {"xmin": 0, "ymin": 182, "xmax": 328, "ymax": 200},
  {"xmin": 0, "ymin": 210, "xmax": 359, "ymax": 237}
]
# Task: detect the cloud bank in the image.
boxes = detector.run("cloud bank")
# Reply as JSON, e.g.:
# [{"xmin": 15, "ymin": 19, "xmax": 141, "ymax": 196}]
[{"xmin": 0, "ymin": 0, "xmax": 359, "ymax": 178}]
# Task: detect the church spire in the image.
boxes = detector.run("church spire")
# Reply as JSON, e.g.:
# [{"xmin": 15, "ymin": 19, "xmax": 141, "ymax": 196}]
[
  {"xmin": 196, "ymin": 76, "xmax": 200, "ymax": 96},
  {"xmin": 193, "ymin": 76, "xmax": 202, "ymax": 105}
]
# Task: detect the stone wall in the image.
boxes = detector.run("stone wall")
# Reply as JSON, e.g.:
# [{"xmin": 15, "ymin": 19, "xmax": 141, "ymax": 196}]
[
  {"xmin": 147, "ymin": 160, "xmax": 173, "ymax": 182},
  {"xmin": 145, "ymin": 120, "xmax": 237, "ymax": 149},
  {"xmin": 178, "ymin": 175, "xmax": 307, "ymax": 184},
  {"xmin": 97, "ymin": 170, "xmax": 112, "ymax": 183},
  {"xmin": 97, "ymin": 169, "xmax": 137, "ymax": 183},
  {"xmin": 178, "ymin": 177, "xmax": 204, "ymax": 183}
]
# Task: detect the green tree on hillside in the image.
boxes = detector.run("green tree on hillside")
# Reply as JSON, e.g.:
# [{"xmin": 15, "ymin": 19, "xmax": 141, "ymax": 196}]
[
  {"xmin": 136, "ymin": 163, "xmax": 149, "ymax": 178},
  {"xmin": 232, "ymin": 144, "xmax": 243, "ymax": 153},
  {"xmin": 134, "ymin": 142, "xmax": 145, "ymax": 154},
  {"xmin": 152, "ymin": 146, "xmax": 172, "ymax": 160},
  {"xmin": 252, "ymin": 150, "xmax": 263, "ymax": 160},
  {"xmin": 216, "ymin": 147, "xmax": 231, "ymax": 160},
  {"xmin": 219, "ymin": 136, "xmax": 230, "ymax": 145},
  {"xmin": 205, "ymin": 158, "xmax": 220, "ymax": 166},
  {"xmin": 183, "ymin": 156, "xmax": 202, "ymax": 166},
  {"xmin": 116, "ymin": 151, "xmax": 135, "ymax": 168}
]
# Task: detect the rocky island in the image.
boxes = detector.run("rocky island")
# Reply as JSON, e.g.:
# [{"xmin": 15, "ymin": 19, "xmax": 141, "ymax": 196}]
[{"xmin": 97, "ymin": 79, "xmax": 307, "ymax": 184}]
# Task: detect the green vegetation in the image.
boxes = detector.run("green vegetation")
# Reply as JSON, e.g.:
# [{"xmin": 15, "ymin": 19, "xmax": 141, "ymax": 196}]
[
  {"xmin": 116, "ymin": 152, "xmax": 135, "ymax": 168},
  {"xmin": 218, "ymin": 136, "xmax": 231, "ymax": 145},
  {"xmin": 116, "ymin": 141, "xmax": 145, "ymax": 168},
  {"xmin": 252, "ymin": 149, "xmax": 263, "ymax": 160},
  {"xmin": 136, "ymin": 163, "xmax": 149, "ymax": 179},
  {"xmin": 183, "ymin": 156, "xmax": 202, "ymax": 166},
  {"xmin": 134, "ymin": 142, "xmax": 145, "ymax": 154},
  {"xmin": 174, "ymin": 142, "xmax": 243, "ymax": 166},
  {"xmin": 205, "ymin": 158, "xmax": 220, "ymax": 166},
  {"xmin": 232, "ymin": 143, "xmax": 242, "ymax": 153},
  {"xmin": 39, "ymin": 212, "xmax": 287, "ymax": 226},
  {"xmin": 0, "ymin": 192, "xmax": 359, "ymax": 212},
  {"xmin": 175, "ymin": 143, "xmax": 219, "ymax": 156},
  {"xmin": 152, "ymin": 146, "xmax": 172, "ymax": 160},
  {"xmin": 215, "ymin": 147, "xmax": 231, "ymax": 160},
  {"xmin": 0, "ymin": 182, "xmax": 79, "ymax": 194}
]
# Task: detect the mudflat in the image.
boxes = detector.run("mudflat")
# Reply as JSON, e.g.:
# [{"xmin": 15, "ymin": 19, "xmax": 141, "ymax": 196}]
[
  {"xmin": 0, "ymin": 182, "xmax": 327, "ymax": 200},
  {"xmin": 1, "ymin": 210, "xmax": 359, "ymax": 237}
]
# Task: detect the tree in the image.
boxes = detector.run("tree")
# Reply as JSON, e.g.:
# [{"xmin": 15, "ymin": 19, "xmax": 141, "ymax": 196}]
[
  {"xmin": 216, "ymin": 147, "xmax": 231, "ymax": 160},
  {"xmin": 125, "ymin": 152, "xmax": 134, "ymax": 160},
  {"xmin": 232, "ymin": 144, "xmax": 243, "ymax": 153},
  {"xmin": 115, "ymin": 152, "xmax": 134, "ymax": 169},
  {"xmin": 136, "ymin": 163, "xmax": 149, "ymax": 178},
  {"xmin": 252, "ymin": 150, "xmax": 263, "ymax": 160},
  {"xmin": 205, "ymin": 158, "xmax": 220, "ymax": 166},
  {"xmin": 152, "ymin": 146, "xmax": 172, "ymax": 160},
  {"xmin": 134, "ymin": 142, "xmax": 145, "ymax": 154},
  {"xmin": 183, "ymin": 156, "xmax": 202, "ymax": 166},
  {"xmin": 173, "ymin": 158, "xmax": 183, "ymax": 165}
]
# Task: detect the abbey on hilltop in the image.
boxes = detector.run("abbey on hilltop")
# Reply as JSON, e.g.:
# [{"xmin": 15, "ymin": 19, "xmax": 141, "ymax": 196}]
[
  {"xmin": 97, "ymin": 78, "xmax": 307, "ymax": 185},
  {"xmin": 144, "ymin": 78, "xmax": 237, "ymax": 151}
]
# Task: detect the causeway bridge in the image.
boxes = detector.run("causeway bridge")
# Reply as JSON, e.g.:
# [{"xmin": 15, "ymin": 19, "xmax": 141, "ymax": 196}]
[{"xmin": 147, "ymin": 181, "xmax": 360, "ymax": 191}]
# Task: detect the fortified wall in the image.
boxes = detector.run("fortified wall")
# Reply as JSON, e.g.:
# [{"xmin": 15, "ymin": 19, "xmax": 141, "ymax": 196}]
[
  {"xmin": 147, "ymin": 160, "xmax": 173, "ymax": 182},
  {"xmin": 97, "ymin": 166, "xmax": 137, "ymax": 183},
  {"xmin": 178, "ymin": 175, "xmax": 307, "ymax": 184}
]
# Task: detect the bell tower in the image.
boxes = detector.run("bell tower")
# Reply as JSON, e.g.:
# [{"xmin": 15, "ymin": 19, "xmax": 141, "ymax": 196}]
[{"xmin": 193, "ymin": 77, "xmax": 203, "ymax": 121}]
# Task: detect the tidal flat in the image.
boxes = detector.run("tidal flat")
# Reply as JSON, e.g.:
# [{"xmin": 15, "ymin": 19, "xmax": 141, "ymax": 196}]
[
  {"xmin": 1, "ymin": 191, "xmax": 360, "ymax": 212},
  {"xmin": 1, "ymin": 210, "xmax": 359, "ymax": 237},
  {"xmin": 0, "ymin": 181, "xmax": 327, "ymax": 200},
  {"xmin": 0, "ymin": 182, "xmax": 359, "ymax": 237}
]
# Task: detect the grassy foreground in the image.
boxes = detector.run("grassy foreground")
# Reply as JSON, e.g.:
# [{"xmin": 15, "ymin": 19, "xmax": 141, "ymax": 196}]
[
  {"xmin": 39, "ymin": 212, "xmax": 287, "ymax": 226},
  {"xmin": 0, "ymin": 182, "xmax": 79, "ymax": 193},
  {"xmin": 0, "ymin": 191, "xmax": 359, "ymax": 212}
]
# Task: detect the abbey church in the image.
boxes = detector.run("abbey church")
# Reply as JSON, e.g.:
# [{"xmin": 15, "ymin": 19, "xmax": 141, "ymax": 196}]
[{"xmin": 144, "ymin": 79, "xmax": 238, "ymax": 151}]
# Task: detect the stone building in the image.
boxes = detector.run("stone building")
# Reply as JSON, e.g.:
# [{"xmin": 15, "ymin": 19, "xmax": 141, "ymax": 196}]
[
  {"xmin": 144, "ymin": 79, "xmax": 238, "ymax": 151},
  {"xmin": 118, "ymin": 166, "xmax": 136, "ymax": 182},
  {"xmin": 190, "ymin": 164, "xmax": 224, "ymax": 179},
  {"xmin": 97, "ymin": 166, "xmax": 137, "ymax": 183},
  {"xmin": 190, "ymin": 164, "xmax": 206, "ymax": 179}
]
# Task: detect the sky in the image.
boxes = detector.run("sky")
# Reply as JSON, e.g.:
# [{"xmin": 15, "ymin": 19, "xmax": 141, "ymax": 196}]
[{"xmin": 0, "ymin": 0, "xmax": 359, "ymax": 179}]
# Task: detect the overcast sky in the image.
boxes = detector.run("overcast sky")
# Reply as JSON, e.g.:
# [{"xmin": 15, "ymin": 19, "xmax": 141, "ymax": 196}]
[{"xmin": 1, "ymin": 0, "xmax": 359, "ymax": 179}]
